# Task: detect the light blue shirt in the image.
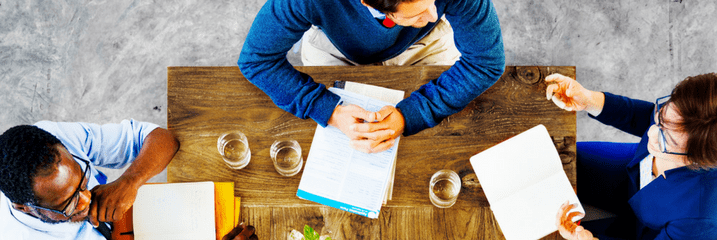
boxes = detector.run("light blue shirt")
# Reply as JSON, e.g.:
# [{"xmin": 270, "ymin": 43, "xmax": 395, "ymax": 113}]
[
  {"xmin": 366, "ymin": 6, "xmax": 386, "ymax": 19},
  {"xmin": 0, "ymin": 119, "xmax": 159, "ymax": 240}
]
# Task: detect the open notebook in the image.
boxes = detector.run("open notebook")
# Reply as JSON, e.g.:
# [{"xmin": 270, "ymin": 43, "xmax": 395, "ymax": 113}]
[
  {"xmin": 469, "ymin": 125, "xmax": 583, "ymax": 240},
  {"xmin": 112, "ymin": 182, "xmax": 240, "ymax": 240}
]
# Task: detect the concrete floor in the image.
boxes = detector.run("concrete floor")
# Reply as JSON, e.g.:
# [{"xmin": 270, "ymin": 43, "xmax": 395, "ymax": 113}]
[{"xmin": 2, "ymin": 0, "xmax": 716, "ymax": 185}]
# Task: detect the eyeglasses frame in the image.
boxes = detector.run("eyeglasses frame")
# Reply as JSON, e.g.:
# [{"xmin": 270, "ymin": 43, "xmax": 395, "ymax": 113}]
[
  {"xmin": 654, "ymin": 95, "xmax": 688, "ymax": 156},
  {"xmin": 29, "ymin": 154, "xmax": 91, "ymax": 218}
]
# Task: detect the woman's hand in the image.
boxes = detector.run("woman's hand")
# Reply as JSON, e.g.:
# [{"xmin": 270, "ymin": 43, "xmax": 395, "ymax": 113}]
[
  {"xmin": 545, "ymin": 74, "xmax": 604, "ymax": 115},
  {"xmin": 556, "ymin": 201, "xmax": 595, "ymax": 240}
]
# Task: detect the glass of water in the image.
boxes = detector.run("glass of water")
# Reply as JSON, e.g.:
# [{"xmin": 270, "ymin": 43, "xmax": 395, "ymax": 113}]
[
  {"xmin": 429, "ymin": 169, "xmax": 461, "ymax": 208},
  {"xmin": 217, "ymin": 131, "xmax": 251, "ymax": 170},
  {"xmin": 270, "ymin": 140, "xmax": 303, "ymax": 177}
]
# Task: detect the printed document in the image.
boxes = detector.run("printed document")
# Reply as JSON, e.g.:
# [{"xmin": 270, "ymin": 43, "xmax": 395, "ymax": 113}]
[
  {"xmin": 469, "ymin": 125, "xmax": 583, "ymax": 240},
  {"xmin": 297, "ymin": 87, "xmax": 399, "ymax": 218}
]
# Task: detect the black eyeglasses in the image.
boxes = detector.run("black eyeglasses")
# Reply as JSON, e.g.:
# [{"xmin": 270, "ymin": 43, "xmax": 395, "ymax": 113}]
[
  {"xmin": 30, "ymin": 154, "xmax": 91, "ymax": 218},
  {"xmin": 654, "ymin": 95, "xmax": 688, "ymax": 156}
]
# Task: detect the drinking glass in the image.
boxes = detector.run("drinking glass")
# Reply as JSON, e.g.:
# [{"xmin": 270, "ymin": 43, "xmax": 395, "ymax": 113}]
[
  {"xmin": 217, "ymin": 131, "xmax": 251, "ymax": 169},
  {"xmin": 270, "ymin": 140, "xmax": 303, "ymax": 177},
  {"xmin": 429, "ymin": 169, "xmax": 461, "ymax": 208}
]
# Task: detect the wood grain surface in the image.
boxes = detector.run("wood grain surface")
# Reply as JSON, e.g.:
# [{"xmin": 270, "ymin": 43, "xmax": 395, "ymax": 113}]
[{"xmin": 167, "ymin": 66, "xmax": 576, "ymax": 240}]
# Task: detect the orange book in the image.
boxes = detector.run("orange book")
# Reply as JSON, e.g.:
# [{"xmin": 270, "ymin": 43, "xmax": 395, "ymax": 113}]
[
  {"xmin": 214, "ymin": 182, "xmax": 235, "ymax": 240},
  {"xmin": 234, "ymin": 197, "xmax": 242, "ymax": 226}
]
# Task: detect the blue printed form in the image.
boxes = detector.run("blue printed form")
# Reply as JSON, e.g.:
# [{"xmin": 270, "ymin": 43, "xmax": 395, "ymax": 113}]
[{"xmin": 297, "ymin": 88, "xmax": 400, "ymax": 219}]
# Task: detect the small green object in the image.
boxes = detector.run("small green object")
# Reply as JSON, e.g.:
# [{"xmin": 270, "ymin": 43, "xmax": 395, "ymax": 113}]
[{"xmin": 303, "ymin": 225, "xmax": 331, "ymax": 240}]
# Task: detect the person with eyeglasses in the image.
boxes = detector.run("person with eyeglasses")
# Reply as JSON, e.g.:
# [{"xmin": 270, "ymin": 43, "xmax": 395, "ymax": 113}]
[
  {"xmin": 0, "ymin": 120, "xmax": 179, "ymax": 239},
  {"xmin": 545, "ymin": 73, "xmax": 717, "ymax": 240},
  {"xmin": 238, "ymin": 0, "xmax": 504, "ymax": 153}
]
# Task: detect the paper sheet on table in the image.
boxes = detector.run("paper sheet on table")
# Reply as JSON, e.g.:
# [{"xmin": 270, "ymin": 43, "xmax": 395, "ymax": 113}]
[
  {"xmin": 297, "ymin": 87, "xmax": 399, "ymax": 218},
  {"xmin": 469, "ymin": 125, "xmax": 583, "ymax": 240},
  {"xmin": 337, "ymin": 81, "xmax": 405, "ymax": 203}
]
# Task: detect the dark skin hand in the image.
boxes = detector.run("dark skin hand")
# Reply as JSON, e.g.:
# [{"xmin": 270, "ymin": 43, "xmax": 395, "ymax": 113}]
[
  {"xmin": 88, "ymin": 128, "xmax": 179, "ymax": 226},
  {"xmin": 222, "ymin": 223, "xmax": 258, "ymax": 240}
]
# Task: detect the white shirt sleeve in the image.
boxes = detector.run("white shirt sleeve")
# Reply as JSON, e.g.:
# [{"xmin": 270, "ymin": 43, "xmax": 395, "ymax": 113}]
[{"xmin": 34, "ymin": 119, "xmax": 159, "ymax": 168}]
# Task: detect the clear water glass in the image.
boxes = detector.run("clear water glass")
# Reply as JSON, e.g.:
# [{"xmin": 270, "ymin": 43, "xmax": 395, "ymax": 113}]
[
  {"xmin": 270, "ymin": 140, "xmax": 303, "ymax": 177},
  {"xmin": 217, "ymin": 131, "xmax": 251, "ymax": 169},
  {"xmin": 429, "ymin": 169, "xmax": 461, "ymax": 208}
]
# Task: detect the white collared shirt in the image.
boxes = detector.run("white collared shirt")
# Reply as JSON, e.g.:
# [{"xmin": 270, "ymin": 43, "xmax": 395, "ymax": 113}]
[
  {"xmin": 639, "ymin": 154, "xmax": 659, "ymax": 189},
  {"xmin": 0, "ymin": 119, "xmax": 159, "ymax": 239},
  {"xmin": 1, "ymin": 172, "xmax": 102, "ymax": 240},
  {"xmin": 366, "ymin": 6, "xmax": 386, "ymax": 19}
]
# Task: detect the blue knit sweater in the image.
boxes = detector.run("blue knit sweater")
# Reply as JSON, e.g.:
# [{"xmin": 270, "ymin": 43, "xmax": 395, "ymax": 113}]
[{"xmin": 238, "ymin": 0, "xmax": 505, "ymax": 136}]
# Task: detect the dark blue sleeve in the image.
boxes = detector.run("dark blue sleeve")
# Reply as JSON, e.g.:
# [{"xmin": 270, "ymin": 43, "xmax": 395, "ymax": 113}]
[
  {"xmin": 653, "ymin": 218, "xmax": 717, "ymax": 240},
  {"xmin": 396, "ymin": 0, "xmax": 505, "ymax": 136},
  {"xmin": 238, "ymin": 0, "xmax": 340, "ymax": 127},
  {"xmin": 591, "ymin": 92, "xmax": 655, "ymax": 138}
]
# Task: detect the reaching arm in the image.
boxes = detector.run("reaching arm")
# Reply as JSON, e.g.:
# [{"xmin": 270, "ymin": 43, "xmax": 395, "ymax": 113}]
[
  {"xmin": 545, "ymin": 73, "xmax": 606, "ymax": 115},
  {"xmin": 545, "ymin": 73, "xmax": 654, "ymax": 137},
  {"xmin": 396, "ymin": 0, "xmax": 505, "ymax": 136},
  {"xmin": 88, "ymin": 127, "xmax": 179, "ymax": 225},
  {"xmin": 238, "ymin": 0, "xmax": 341, "ymax": 127}
]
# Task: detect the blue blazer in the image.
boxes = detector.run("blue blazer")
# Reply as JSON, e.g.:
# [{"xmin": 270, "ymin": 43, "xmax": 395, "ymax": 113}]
[{"xmin": 592, "ymin": 92, "xmax": 717, "ymax": 239}]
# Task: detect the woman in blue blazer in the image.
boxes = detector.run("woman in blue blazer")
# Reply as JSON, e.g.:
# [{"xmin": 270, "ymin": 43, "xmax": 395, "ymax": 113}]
[{"xmin": 547, "ymin": 73, "xmax": 717, "ymax": 240}]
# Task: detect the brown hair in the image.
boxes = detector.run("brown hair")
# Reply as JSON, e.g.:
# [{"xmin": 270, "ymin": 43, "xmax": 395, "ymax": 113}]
[
  {"xmin": 669, "ymin": 72, "xmax": 717, "ymax": 170},
  {"xmin": 362, "ymin": 0, "xmax": 420, "ymax": 13}
]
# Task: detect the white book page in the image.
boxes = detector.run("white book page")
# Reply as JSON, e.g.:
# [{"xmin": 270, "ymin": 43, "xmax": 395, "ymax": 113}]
[
  {"xmin": 490, "ymin": 172, "xmax": 581, "ymax": 240},
  {"xmin": 133, "ymin": 182, "xmax": 216, "ymax": 240},
  {"xmin": 470, "ymin": 125, "xmax": 583, "ymax": 240}
]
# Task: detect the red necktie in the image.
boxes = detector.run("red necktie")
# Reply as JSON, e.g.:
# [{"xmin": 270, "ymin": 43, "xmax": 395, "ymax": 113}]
[{"xmin": 382, "ymin": 17, "xmax": 396, "ymax": 28}]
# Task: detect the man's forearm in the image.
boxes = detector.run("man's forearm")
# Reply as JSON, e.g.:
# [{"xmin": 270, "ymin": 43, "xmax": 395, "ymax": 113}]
[{"xmin": 118, "ymin": 128, "xmax": 179, "ymax": 186}]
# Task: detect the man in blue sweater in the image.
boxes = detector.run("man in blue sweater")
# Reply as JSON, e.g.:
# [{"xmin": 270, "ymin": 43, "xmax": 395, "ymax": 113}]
[{"xmin": 238, "ymin": 0, "xmax": 505, "ymax": 153}]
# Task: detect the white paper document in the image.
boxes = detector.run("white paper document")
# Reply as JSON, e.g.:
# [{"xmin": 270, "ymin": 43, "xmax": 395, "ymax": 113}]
[
  {"xmin": 297, "ymin": 87, "xmax": 400, "ymax": 218},
  {"xmin": 469, "ymin": 125, "xmax": 583, "ymax": 240},
  {"xmin": 338, "ymin": 81, "xmax": 404, "ymax": 204},
  {"xmin": 133, "ymin": 182, "xmax": 216, "ymax": 240}
]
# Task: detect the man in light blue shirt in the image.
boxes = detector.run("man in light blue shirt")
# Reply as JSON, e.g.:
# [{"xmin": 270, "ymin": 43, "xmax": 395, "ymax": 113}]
[{"xmin": 0, "ymin": 119, "xmax": 179, "ymax": 239}]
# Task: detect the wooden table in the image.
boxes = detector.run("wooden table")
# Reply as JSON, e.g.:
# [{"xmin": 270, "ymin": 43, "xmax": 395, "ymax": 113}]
[{"xmin": 167, "ymin": 66, "xmax": 576, "ymax": 240}]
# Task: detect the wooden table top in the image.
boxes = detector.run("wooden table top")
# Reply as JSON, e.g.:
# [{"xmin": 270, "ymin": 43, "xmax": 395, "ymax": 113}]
[{"xmin": 167, "ymin": 66, "xmax": 576, "ymax": 240}]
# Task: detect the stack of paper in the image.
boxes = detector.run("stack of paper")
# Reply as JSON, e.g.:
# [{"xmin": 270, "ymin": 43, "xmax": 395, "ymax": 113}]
[
  {"xmin": 337, "ymin": 81, "xmax": 404, "ymax": 204},
  {"xmin": 297, "ymin": 83, "xmax": 404, "ymax": 219},
  {"xmin": 469, "ymin": 125, "xmax": 583, "ymax": 240}
]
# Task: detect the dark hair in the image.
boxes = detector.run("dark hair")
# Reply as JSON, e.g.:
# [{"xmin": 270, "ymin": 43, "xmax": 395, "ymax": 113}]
[
  {"xmin": 363, "ymin": 0, "xmax": 418, "ymax": 13},
  {"xmin": 668, "ymin": 73, "xmax": 717, "ymax": 170},
  {"xmin": 0, "ymin": 125, "xmax": 62, "ymax": 204}
]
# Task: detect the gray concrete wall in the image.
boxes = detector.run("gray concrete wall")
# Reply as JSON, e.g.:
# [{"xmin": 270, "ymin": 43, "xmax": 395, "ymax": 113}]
[{"xmin": 2, "ymin": 0, "xmax": 715, "ymax": 181}]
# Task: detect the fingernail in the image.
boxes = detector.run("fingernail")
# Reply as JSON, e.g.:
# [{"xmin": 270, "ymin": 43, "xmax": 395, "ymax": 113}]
[{"xmin": 349, "ymin": 125, "xmax": 356, "ymax": 131}]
